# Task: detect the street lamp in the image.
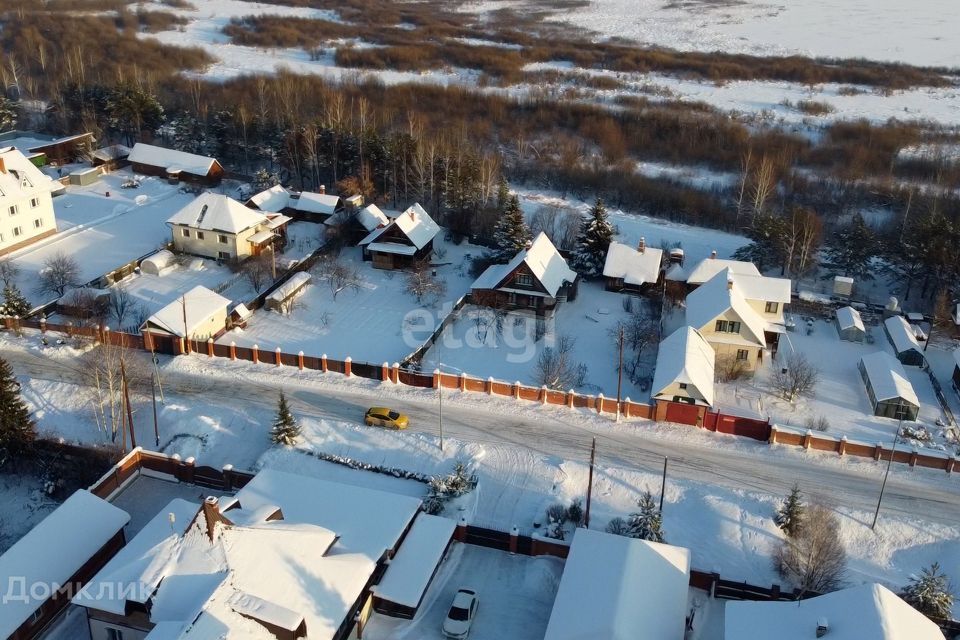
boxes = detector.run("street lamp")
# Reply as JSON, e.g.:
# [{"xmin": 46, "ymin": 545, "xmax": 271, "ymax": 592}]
[{"xmin": 871, "ymin": 417, "xmax": 903, "ymax": 530}]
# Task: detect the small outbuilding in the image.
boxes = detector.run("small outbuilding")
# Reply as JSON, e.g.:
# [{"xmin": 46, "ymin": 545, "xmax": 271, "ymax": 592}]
[
  {"xmin": 650, "ymin": 326, "xmax": 715, "ymax": 407},
  {"xmin": 858, "ymin": 351, "xmax": 920, "ymax": 421},
  {"xmin": 883, "ymin": 315, "xmax": 925, "ymax": 366},
  {"xmin": 69, "ymin": 166, "xmax": 101, "ymax": 186},
  {"xmin": 142, "ymin": 285, "xmax": 231, "ymax": 346},
  {"xmin": 835, "ymin": 306, "xmax": 866, "ymax": 342},
  {"xmin": 128, "ymin": 143, "xmax": 224, "ymax": 185},
  {"xmin": 265, "ymin": 271, "xmax": 312, "ymax": 312},
  {"xmin": 602, "ymin": 238, "xmax": 664, "ymax": 294},
  {"xmin": 140, "ymin": 249, "xmax": 177, "ymax": 276}
]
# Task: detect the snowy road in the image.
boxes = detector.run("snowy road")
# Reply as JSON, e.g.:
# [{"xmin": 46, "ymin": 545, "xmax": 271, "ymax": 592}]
[{"xmin": 4, "ymin": 346, "xmax": 959, "ymax": 529}]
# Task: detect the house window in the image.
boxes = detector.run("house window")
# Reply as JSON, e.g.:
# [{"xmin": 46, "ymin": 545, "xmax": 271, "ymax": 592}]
[
  {"xmin": 106, "ymin": 628, "xmax": 125, "ymax": 640},
  {"xmin": 765, "ymin": 301, "xmax": 778, "ymax": 313},
  {"xmin": 196, "ymin": 231, "xmax": 205, "ymax": 240},
  {"xmin": 33, "ymin": 218, "xmax": 42, "ymax": 229},
  {"xmin": 30, "ymin": 197, "xmax": 40, "ymax": 208},
  {"xmin": 182, "ymin": 229, "xmax": 190, "ymax": 238},
  {"xmin": 218, "ymin": 251, "xmax": 230, "ymax": 260},
  {"xmin": 8, "ymin": 204, "xmax": 17, "ymax": 216},
  {"xmin": 12, "ymin": 226, "xmax": 22, "ymax": 237},
  {"xmin": 736, "ymin": 349, "xmax": 749, "ymax": 361},
  {"xmin": 515, "ymin": 273, "xmax": 533, "ymax": 287},
  {"xmin": 218, "ymin": 234, "xmax": 228, "ymax": 244},
  {"xmin": 715, "ymin": 320, "xmax": 741, "ymax": 334},
  {"xmin": 678, "ymin": 383, "xmax": 688, "ymax": 390}
]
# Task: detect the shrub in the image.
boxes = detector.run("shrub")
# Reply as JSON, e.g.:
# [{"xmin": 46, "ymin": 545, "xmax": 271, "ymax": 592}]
[{"xmin": 774, "ymin": 504, "xmax": 846, "ymax": 595}]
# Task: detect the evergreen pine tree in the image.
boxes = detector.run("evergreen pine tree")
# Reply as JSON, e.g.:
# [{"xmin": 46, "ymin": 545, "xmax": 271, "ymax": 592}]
[
  {"xmin": 900, "ymin": 563, "xmax": 954, "ymax": 620},
  {"xmin": 496, "ymin": 176, "xmax": 510, "ymax": 212},
  {"xmin": 270, "ymin": 391, "xmax": 301, "ymax": 445},
  {"xmin": 491, "ymin": 195, "xmax": 531, "ymax": 262},
  {"xmin": 570, "ymin": 198, "xmax": 615, "ymax": 277},
  {"xmin": 0, "ymin": 356, "xmax": 35, "ymax": 456},
  {"xmin": 775, "ymin": 483, "xmax": 805, "ymax": 537},
  {"xmin": 1, "ymin": 285, "xmax": 31, "ymax": 318},
  {"xmin": 821, "ymin": 213, "xmax": 878, "ymax": 280},
  {"xmin": 626, "ymin": 490, "xmax": 665, "ymax": 543}
]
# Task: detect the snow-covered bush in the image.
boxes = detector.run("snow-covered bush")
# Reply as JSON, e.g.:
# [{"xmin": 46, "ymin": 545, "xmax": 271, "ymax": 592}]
[
  {"xmin": 899, "ymin": 563, "xmax": 954, "ymax": 620},
  {"xmin": 423, "ymin": 461, "xmax": 478, "ymax": 515},
  {"xmin": 605, "ymin": 517, "xmax": 629, "ymax": 535}
]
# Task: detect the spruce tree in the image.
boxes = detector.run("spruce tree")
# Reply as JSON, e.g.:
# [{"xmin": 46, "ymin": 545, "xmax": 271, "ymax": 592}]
[
  {"xmin": 570, "ymin": 198, "xmax": 615, "ymax": 277},
  {"xmin": 775, "ymin": 483, "xmax": 805, "ymax": 537},
  {"xmin": 821, "ymin": 213, "xmax": 878, "ymax": 280},
  {"xmin": 900, "ymin": 563, "xmax": 954, "ymax": 620},
  {"xmin": 270, "ymin": 391, "xmax": 301, "ymax": 445},
  {"xmin": 626, "ymin": 490, "xmax": 665, "ymax": 543},
  {"xmin": 491, "ymin": 195, "xmax": 531, "ymax": 262},
  {"xmin": 0, "ymin": 356, "xmax": 35, "ymax": 456},
  {"xmin": 1, "ymin": 285, "xmax": 31, "ymax": 318}
]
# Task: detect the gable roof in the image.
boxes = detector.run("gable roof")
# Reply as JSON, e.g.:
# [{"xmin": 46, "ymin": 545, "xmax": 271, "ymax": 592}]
[
  {"xmin": 735, "ymin": 273, "xmax": 792, "ymax": 303},
  {"xmin": 685, "ymin": 269, "xmax": 767, "ymax": 346},
  {"xmin": 167, "ymin": 193, "xmax": 268, "ymax": 234},
  {"xmin": 91, "ymin": 144, "xmax": 131, "ymax": 162},
  {"xmin": 544, "ymin": 528, "xmax": 691, "ymax": 640},
  {"xmin": 144, "ymin": 285, "xmax": 231, "ymax": 338},
  {"xmin": 725, "ymin": 583, "xmax": 945, "ymax": 640},
  {"xmin": 650, "ymin": 326, "xmax": 716, "ymax": 406},
  {"xmin": 836, "ymin": 306, "xmax": 866, "ymax": 332},
  {"xmin": 292, "ymin": 191, "xmax": 341, "ymax": 215},
  {"xmin": 0, "ymin": 490, "xmax": 129, "ymax": 638},
  {"xmin": 359, "ymin": 202, "xmax": 439, "ymax": 250},
  {"xmin": 355, "ymin": 203, "xmax": 390, "ymax": 232},
  {"xmin": 684, "ymin": 257, "xmax": 760, "ymax": 285},
  {"xmin": 472, "ymin": 232, "xmax": 577, "ymax": 298},
  {"xmin": 603, "ymin": 241, "xmax": 664, "ymax": 286},
  {"xmin": 247, "ymin": 185, "xmax": 290, "ymax": 212},
  {"xmin": 884, "ymin": 315, "xmax": 923, "ymax": 356},
  {"xmin": 128, "ymin": 143, "xmax": 218, "ymax": 176},
  {"xmin": 0, "ymin": 147, "xmax": 55, "ymax": 201},
  {"xmin": 859, "ymin": 351, "xmax": 920, "ymax": 406}
]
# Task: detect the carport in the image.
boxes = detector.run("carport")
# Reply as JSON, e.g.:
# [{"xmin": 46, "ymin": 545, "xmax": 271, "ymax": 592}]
[{"xmin": 372, "ymin": 513, "xmax": 457, "ymax": 618}]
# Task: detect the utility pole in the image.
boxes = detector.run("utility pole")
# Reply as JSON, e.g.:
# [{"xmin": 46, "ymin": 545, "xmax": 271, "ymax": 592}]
[
  {"xmin": 585, "ymin": 437, "xmax": 596, "ymax": 528},
  {"xmin": 121, "ymin": 360, "xmax": 136, "ymax": 449},
  {"xmin": 616, "ymin": 326, "xmax": 624, "ymax": 422},
  {"xmin": 181, "ymin": 294, "xmax": 190, "ymax": 354},
  {"xmin": 152, "ymin": 372, "xmax": 160, "ymax": 447},
  {"xmin": 438, "ymin": 342, "xmax": 444, "ymax": 452},
  {"xmin": 872, "ymin": 418, "xmax": 902, "ymax": 530},
  {"xmin": 659, "ymin": 456, "xmax": 668, "ymax": 513},
  {"xmin": 151, "ymin": 350, "xmax": 165, "ymax": 404}
]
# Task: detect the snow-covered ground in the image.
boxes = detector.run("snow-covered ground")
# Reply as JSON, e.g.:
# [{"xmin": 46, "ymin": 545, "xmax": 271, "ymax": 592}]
[
  {"xmin": 219, "ymin": 238, "xmax": 480, "ymax": 363},
  {"xmin": 0, "ymin": 475, "xmax": 59, "ymax": 554}
]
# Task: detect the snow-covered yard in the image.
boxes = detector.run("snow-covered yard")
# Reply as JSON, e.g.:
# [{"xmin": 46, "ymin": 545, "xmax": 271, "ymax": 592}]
[
  {"xmin": 218, "ymin": 237, "xmax": 481, "ymax": 363},
  {"xmin": 0, "ymin": 474, "xmax": 59, "ymax": 554},
  {"xmin": 364, "ymin": 543, "xmax": 563, "ymax": 640}
]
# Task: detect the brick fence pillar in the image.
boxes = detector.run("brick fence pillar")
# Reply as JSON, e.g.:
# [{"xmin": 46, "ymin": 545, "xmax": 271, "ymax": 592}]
[
  {"xmin": 433, "ymin": 369, "xmax": 441, "ymax": 388},
  {"xmin": 486, "ymin": 377, "xmax": 494, "ymax": 395},
  {"xmin": 344, "ymin": 356, "xmax": 352, "ymax": 377},
  {"xmin": 275, "ymin": 347, "xmax": 282, "ymax": 366},
  {"xmin": 454, "ymin": 516, "xmax": 468, "ymax": 542},
  {"xmin": 3, "ymin": 316, "xmax": 12, "ymax": 331},
  {"xmin": 802, "ymin": 430, "xmax": 813, "ymax": 450},
  {"xmin": 39, "ymin": 317, "xmax": 46, "ymax": 334},
  {"xmin": 251, "ymin": 344, "xmax": 259, "ymax": 364},
  {"xmin": 222, "ymin": 464, "xmax": 234, "ymax": 491},
  {"xmin": 623, "ymin": 397, "xmax": 631, "ymax": 418},
  {"xmin": 391, "ymin": 363, "xmax": 400, "ymax": 384},
  {"xmin": 596, "ymin": 393, "xmax": 604, "ymax": 414},
  {"xmin": 567, "ymin": 390, "xmax": 575, "ymax": 409},
  {"xmin": 838, "ymin": 436, "xmax": 847, "ymax": 456},
  {"xmin": 298, "ymin": 351, "xmax": 304, "ymax": 370},
  {"xmin": 909, "ymin": 449, "xmax": 918, "ymax": 467},
  {"xmin": 768, "ymin": 424, "xmax": 778, "ymax": 444},
  {"xmin": 540, "ymin": 385, "xmax": 547, "ymax": 404},
  {"xmin": 509, "ymin": 526, "xmax": 519, "ymax": 554},
  {"xmin": 874, "ymin": 443, "xmax": 883, "ymax": 461},
  {"xmin": 947, "ymin": 456, "xmax": 957, "ymax": 474},
  {"xmin": 513, "ymin": 381, "xmax": 521, "ymax": 400},
  {"xmin": 382, "ymin": 362, "xmax": 390, "ymax": 381},
  {"xmin": 229, "ymin": 341, "xmax": 236, "ymax": 361},
  {"xmin": 181, "ymin": 456, "xmax": 196, "ymax": 484},
  {"xmin": 460, "ymin": 373, "xmax": 467, "ymax": 392},
  {"xmin": 321, "ymin": 354, "xmax": 328, "ymax": 373},
  {"xmin": 207, "ymin": 338, "xmax": 214, "ymax": 357}
]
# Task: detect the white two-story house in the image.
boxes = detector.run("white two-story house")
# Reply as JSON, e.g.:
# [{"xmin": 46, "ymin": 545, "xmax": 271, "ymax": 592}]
[{"xmin": 0, "ymin": 147, "xmax": 57, "ymax": 257}]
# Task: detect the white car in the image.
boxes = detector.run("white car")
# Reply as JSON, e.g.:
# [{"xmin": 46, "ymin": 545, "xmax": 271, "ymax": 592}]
[{"xmin": 442, "ymin": 588, "xmax": 479, "ymax": 639}]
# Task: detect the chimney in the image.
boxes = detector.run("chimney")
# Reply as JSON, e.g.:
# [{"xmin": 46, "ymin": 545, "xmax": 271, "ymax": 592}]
[
  {"xmin": 637, "ymin": 237, "xmax": 645, "ymax": 254},
  {"xmin": 710, "ymin": 250, "xmax": 717, "ymax": 259},
  {"xmin": 816, "ymin": 617, "xmax": 829, "ymax": 637},
  {"xmin": 202, "ymin": 496, "xmax": 233, "ymax": 541},
  {"xmin": 318, "ymin": 184, "xmax": 326, "ymax": 195},
  {"xmin": 409, "ymin": 208, "xmax": 416, "ymax": 220},
  {"xmin": 727, "ymin": 273, "xmax": 734, "ymax": 290}
]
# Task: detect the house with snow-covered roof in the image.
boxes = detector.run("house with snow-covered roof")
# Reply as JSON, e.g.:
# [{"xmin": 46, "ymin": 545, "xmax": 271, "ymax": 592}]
[
  {"xmin": 167, "ymin": 193, "xmax": 290, "ymax": 262},
  {"xmin": 324, "ymin": 201, "xmax": 391, "ymax": 243},
  {"xmin": 0, "ymin": 147, "xmax": 58, "ymax": 257},
  {"xmin": 858, "ymin": 351, "xmax": 920, "ymax": 421},
  {"xmin": 725, "ymin": 583, "xmax": 945, "ymax": 640},
  {"xmin": 128, "ymin": 143, "xmax": 223, "ymax": 185},
  {"xmin": 883, "ymin": 314, "xmax": 925, "ymax": 367},
  {"xmin": 602, "ymin": 237, "xmax": 664, "ymax": 294},
  {"xmin": 73, "ymin": 469, "xmax": 450, "ymax": 640},
  {"xmin": 246, "ymin": 184, "xmax": 344, "ymax": 221},
  {"xmin": 0, "ymin": 490, "xmax": 129, "ymax": 640},
  {"xmin": 472, "ymin": 232, "xmax": 579, "ymax": 316},
  {"xmin": 672, "ymin": 251, "xmax": 760, "ymax": 286},
  {"xmin": 359, "ymin": 202, "xmax": 439, "ymax": 269},
  {"xmin": 651, "ymin": 326, "xmax": 716, "ymax": 409},
  {"xmin": 543, "ymin": 528, "xmax": 691, "ymax": 640}
]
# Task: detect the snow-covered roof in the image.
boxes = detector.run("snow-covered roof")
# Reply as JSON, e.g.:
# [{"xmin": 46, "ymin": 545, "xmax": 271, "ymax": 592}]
[
  {"xmin": 0, "ymin": 131, "xmax": 91, "ymax": 153},
  {"xmin": 650, "ymin": 326, "xmax": 716, "ymax": 407},
  {"xmin": 371, "ymin": 513, "xmax": 456, "ymax": 608},
  {"xmin": 144, "ymin": 285, "xmax": 231, "ymax": 338},
  {"xmin": 735, "ymin": 273, "xmax": 792, "ymax": 303},
  {"xmin": 247, "ymin": 185, "xmax": 290, "ymax": 212},
  {"xmin": 602, "ymin": 241, "xmax": 664, "ymax": 286},
  {"xmin": 367, "ymin": 241, "xmax": 418, "ymax": 256},
  {"xmin": 725, "ymin": 583, "xmax": 945, "ymax": 640},
  {"xmin": 266, "ymin": 271, "xmax": 311, "ymax": 304},
  {"xmin": 664, "ymin": 262, "xmax": 687, "ymax": 282},
  {"xmin": 472, "ymin": 232, "xmax": 577, "ymax": 298},
  {"xmin": 0, "ymin": 147, "xmax": 56, "ymax": 201},
  {"xmin": 684, "ymin": 256, "xmax": 760, "ymax": 285},
  {"xmin": 359, "ymin": 203, "xmax": 438, "ymax": 250},
  {"xmin": 0, "ymin": 490, "xmax": 129, "ymax": 638},
  {"xmin": 544, "ymin": 528, "xmax": 691, "ymax": 640},
  {"xmin": 293, "ymin": 191, "xmax": 341, "ymax": 215},
  {"xmin": 91, "ymin": 144, "xmax": 131, "ymax": 162},
  {"xmin": 685, "ymin": 269, "xmax": 767, "ymax": 347},
  {"xmin": 265, "ymin": 213, "xmax": 291, "ymax": 230},
  {"xmin": 128, "ymin": 143, "xmax": 218, "ymax": 175},
  {"xmin": 141, "ymin": 249, "xmax": 177, "ymax": 272},
  {"xmin": 836, "ymin": 306, "xmax": 865, "ymax": 332},
  {"xmin": 356, "ymin": 203, "xmax": 390, "ymax": 232},
  {"xmin": 167, "ymin": 192, "xmax": 268, "ymax": 234},
  {"xmin": 859, "ymin": 351, "xmax": 920, "ymax": 406},
  {"xmin": 884, "ymin": 315, "xmax": 923, "ymax": 355},
  {"xmin": 247, "ymin": 229, "xmax": 276, "ymax": 245}
]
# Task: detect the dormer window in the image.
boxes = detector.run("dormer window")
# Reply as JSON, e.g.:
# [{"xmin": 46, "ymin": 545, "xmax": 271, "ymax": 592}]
[{"xmin": 515, "ymin": 273, "xmax": 533, "ymax": 287}]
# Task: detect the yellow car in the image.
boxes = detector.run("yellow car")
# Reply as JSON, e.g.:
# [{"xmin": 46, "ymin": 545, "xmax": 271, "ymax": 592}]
[{"xmin": 365, "ymin": 407, "xmax": 409, "ymax": 430}]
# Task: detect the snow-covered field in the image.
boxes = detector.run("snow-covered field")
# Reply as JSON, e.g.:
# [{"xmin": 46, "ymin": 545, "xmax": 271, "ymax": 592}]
[{"xmin": 219, "ymin": 239, "xmax": 480, "ymax": 363}]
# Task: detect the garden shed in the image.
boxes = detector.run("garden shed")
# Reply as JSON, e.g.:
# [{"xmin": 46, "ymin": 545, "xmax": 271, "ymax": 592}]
[
  {"xmin": 140, "ymin": 249, "xmax": 177, "ymax": 276},
  {"xmin": 835, "ymin": 306, "xmax": 866, "ymax": 342},
  {"xmin": 858, "ymin": 351, "xmax": 920, "ymax": 421},
  {"xmin": 883, "ymin": 315, "xmax": 925, "ymax": 366}
]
